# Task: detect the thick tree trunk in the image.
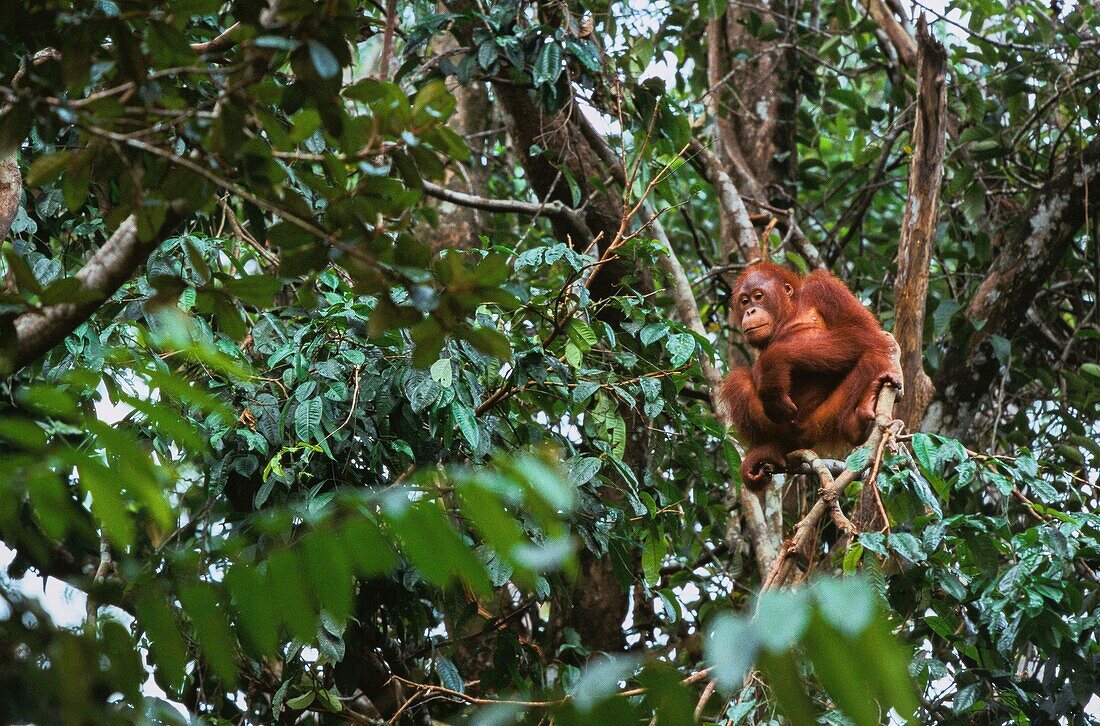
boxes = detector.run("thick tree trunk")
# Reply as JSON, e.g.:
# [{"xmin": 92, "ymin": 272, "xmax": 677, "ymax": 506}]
[
  {"xmin": 0, "ymin": 152, "xmax": 19, "ymax": 242},
  {"xmin": 706, "ymin": 0, "xmax": 800, "ymax": 208}
]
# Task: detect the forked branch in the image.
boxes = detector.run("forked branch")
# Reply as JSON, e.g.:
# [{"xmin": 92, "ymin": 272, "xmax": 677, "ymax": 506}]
[{"xmin": 761, "ymin": 378, "xmax": 902, "ymax": 591}]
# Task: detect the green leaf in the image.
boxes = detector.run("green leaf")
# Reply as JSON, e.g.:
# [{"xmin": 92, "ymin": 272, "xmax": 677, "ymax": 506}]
[
  {"xmin": 812, "ymin": 578, "xmax": 876, "ymax": 637},
  {"xmin": 642, "ymin": 532, "xmax": 663, "ymax": 586},
  {"xmin": 430, "ymin": 357, "xmax": 453, "ymax": 388},
  {"xmin": 76, "ymin": 459, "xmax": 134, "ymax": 548},
  {"xmin": 666, "ymin": 333, "xmax": 696, "ymax": 367},
  {"xmin": 308, "ymin": 40, "xmax": 341, "ymax": 79},
  {"xmin": 453, "ymin": 404, "xmax": 479, "ymax": 449},
  {"xmin": 339, "ymin": 516, "xmax": 398, "ymax": 576},
  {"xmin": 179, "ymin": 582, "xmax": 239, "ymax": 686},
  {"xmin": 573, "ymin": 380, "xmax": 600, "ymax": 402},
  {"xmin": 570, "ymin": 656, "xmax": 639, "ymax": 711},
  {"xmin": 845, "ymin": 445, "xmax": 871, "ymax": 473},
  {"xmin": 25, "ymin": 151, "xmax": 70, "ymax": 186},
  {"xmin": 225, "ymin": 563, "xmax": 279, "ymax": 656},
  {"xmin": 384, "ymin": 496, "xmax": 492, "ymax": 594},
  {"xmin": 136, "ymin": 594, "xmax": 189, "ymax": 695},
  {"xmin": 268, "ymin": 549, "xmax": 318, "ymax": 641},
  {"xmin": 754, "ymin": 589, "xmax": 810, "ymax": 652},
  {"xmin": 566, "ymin": 319, "xmax": 598, "ymax": 351},
  {"xmin": 223, "ymin": 274, "xmax": 282, "ymax": 308},
  {"xmin": 2, "ymin": 242, "xmax": 41, "ymax": 295},
  {"xmin": 564, "ymin": 341, "xmax": 582, "ymax": 367},
  {"xmin": 911, "ymin": 433, "xmax": 936, "ymax": 471},
  {"xmin": 706, "ymin": 613, "xmax": 758, "ymax": 691},
  {"xmin": 0, "ymin": 416, "xmax": 47, "ymax": 449},
  {"xmin": 887, "ymin": 533, "xmax": 926, "ymax": 563},
  {"xmin": 533, "ymin": 41, "xmax": 564, "ymax": 86},
  {"xmin": 435, "ymin": 655, "xmax": 464, "ymax": 693},
  {"xmin": 295, "ymin": 397, "xmax": 322, "ymax": 442},
  {"xmin": 286, "ymin": 691, "xmax": 316, "ymax": 710},
  {"xmin": 464, "ymin": 326, "xmax": 511, "ymax": 360},
  {"xmin": 565, "ymin": 38, "xmax": 601, "ymax": 71},
  {"xmin": 803, "ymin": 614, "xmax": 880, "ymax": 726},
  {"xmin": 566, "ymin": 456, "xmax": 601, "ymax": 486},
  {"xmin": 640, "ymin": 323, "xmax": 669, "ymax": 346}
]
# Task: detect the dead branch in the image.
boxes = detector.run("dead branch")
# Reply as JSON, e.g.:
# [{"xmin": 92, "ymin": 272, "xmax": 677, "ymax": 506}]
[{"xmin": 893, "ymin": 16, "xmax": 946, "ymax": 430}]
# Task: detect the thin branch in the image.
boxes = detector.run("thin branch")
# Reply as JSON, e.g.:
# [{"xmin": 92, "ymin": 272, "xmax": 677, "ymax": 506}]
[
  {"xmin": 378, "ymin": 0, "xmax": 398, "ymax": 80},
  {"xmin": 421, "ymin": 179, "xmax": 594, "ymax": 248},
  {"xmin": 642, "ymin": 204, "xmax": 722, "ymax": 391},
  {"xmin": 190, "ymin": 22, "xmax": 243, "ymax": 54}
]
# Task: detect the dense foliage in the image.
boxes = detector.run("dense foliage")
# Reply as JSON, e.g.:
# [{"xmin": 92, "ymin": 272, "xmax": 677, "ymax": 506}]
[{"xmin": 1, "ymin": 0, "xmax": 1098, "ymax": 723}]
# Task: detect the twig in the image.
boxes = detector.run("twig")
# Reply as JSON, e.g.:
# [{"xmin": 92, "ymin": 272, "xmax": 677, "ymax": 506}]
[
  {"xmin": 190, "ymin": 22, "xmax": 243, "ymax": 54},
  {"xmin": 694, "ymin": 680, "xmax": 717, "ymax": 720}
]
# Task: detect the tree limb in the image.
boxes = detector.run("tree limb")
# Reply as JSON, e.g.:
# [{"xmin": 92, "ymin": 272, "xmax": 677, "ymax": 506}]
[
  {"xmin": 5, "ymin": 211, "xmax": 183, "ymax": 376},
  {"xmin": 641, "ymin": 203, "xmax": 723, "ymax": 391},
  {"xmin": 859, "ymin": 0, "xmax": 918, "ymax": 67},
  {"xmin": 189, "ymin": 22, "xmax": 243, "ymax": 54},
  {"xmin": 893, "ymin": 16, "xmax": 947, "ymax": 429},
  {"xmin": 0, "ymin": 151, "xmax": 19, "ymax": 241},
  {"xmin": 688, "ymin": 139, "xmax": 761, "ymax": 266},
  {"xmin": 421, "ymin": 179, "xmax": 594, "ymax": 249},
  {"xmin": 762, "ymin": 379, "xmax": 902, "ymax": 591}
]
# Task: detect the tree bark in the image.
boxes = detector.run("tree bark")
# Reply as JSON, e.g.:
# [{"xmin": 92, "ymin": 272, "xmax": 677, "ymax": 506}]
[
  {"xmin": 893, "ymin": 17, "xmax": 947, "ymax": 430},
  {"xmin": 0, "ymin": 152, "xmax": 19, "ymax": 242},
  {"xmin": 859, "ymin": 0, "xmax": 918, "ymax": 67},
  {"xmin": 426, "ymin": 19, "xmax": 494, "ymax": 250},
  {"xmin": 926, "ymin": 137, "xmax": 1100, "ymax": 436},
  {"xmin": 706, "ymin": 0, "xmax": 800, "ymax": 206}
]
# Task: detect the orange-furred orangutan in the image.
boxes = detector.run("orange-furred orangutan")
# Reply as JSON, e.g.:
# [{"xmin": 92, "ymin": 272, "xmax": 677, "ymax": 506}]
[{"xmin": 719, "ymin": 261, "xmax": 900, "ymax": 491}]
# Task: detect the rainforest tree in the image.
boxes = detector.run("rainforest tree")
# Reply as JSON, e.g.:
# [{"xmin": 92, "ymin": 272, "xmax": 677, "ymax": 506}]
[{"xmin": 1, "ymin": 0, "xmax": 1098, "ymax": 722}]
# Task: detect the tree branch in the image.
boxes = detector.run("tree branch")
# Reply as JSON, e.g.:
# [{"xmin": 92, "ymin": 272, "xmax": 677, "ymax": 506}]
[
  {"xmin": 859, "ymin": 0, "xmax": 918, "ymax": 67},
  {"xmin": 688, "ymin": 139, "xmax": 761, "ymax": 266},
  {"xmin": 189, "ymin": 22, "xmax": 243, "ymax": 54},
  {"xmin": 0, "ymin": 151, "xmax": 19, "ymax": 241},
  {"xmin": 4, "ymin": 211, "xmax": 184, "ymax": 376},
  {"xmin": 762, "ymin": 378, "xmax": 902, "ymax": 591},
  {"xmin": 421, "ymin": 179, "xmax": 594, "ymax": 249},
  {"xmin": 641, "ymin": 203, "xmax": 723, "ymax": 391},
  {"xmin": 893, "ymin": 16, "xmax": 947, "ymax": 430}
]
